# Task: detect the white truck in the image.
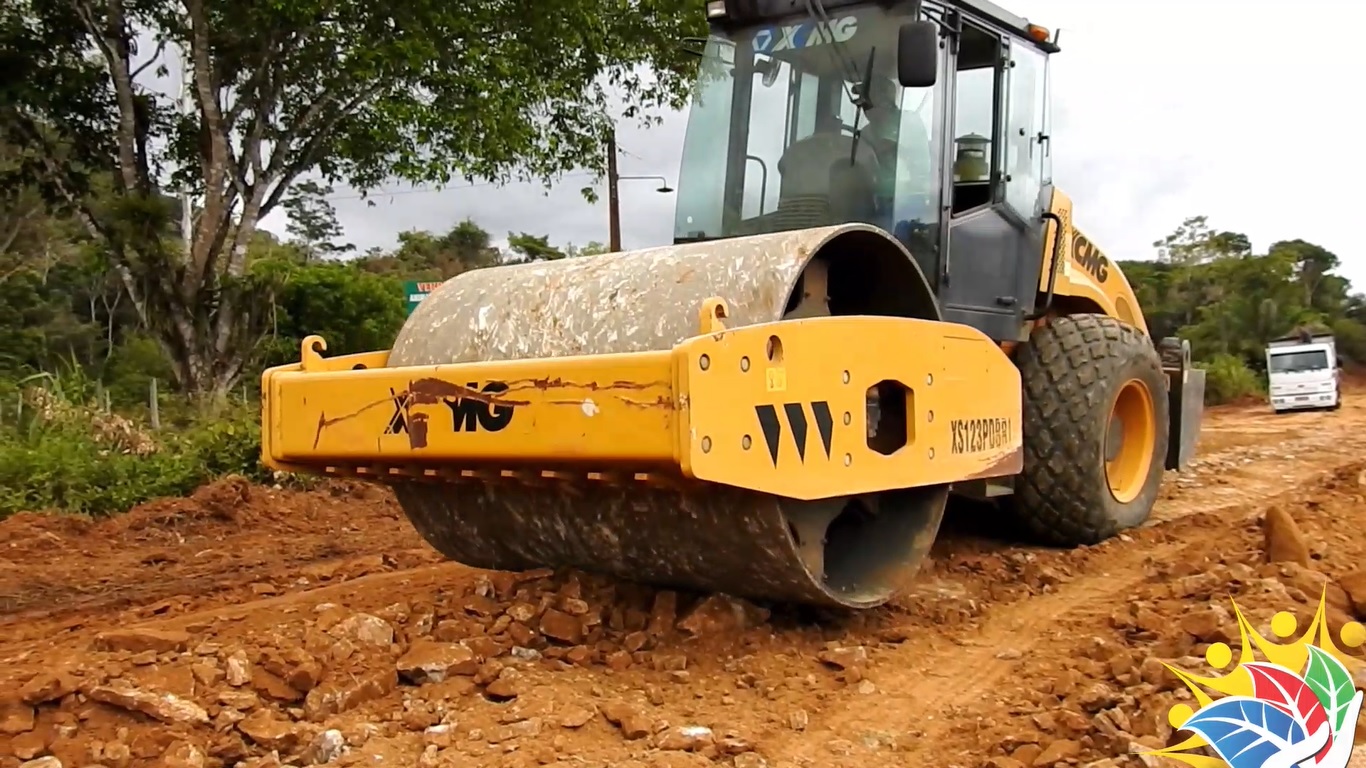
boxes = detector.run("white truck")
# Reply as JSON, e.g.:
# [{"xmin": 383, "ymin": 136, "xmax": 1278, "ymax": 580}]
[{"xmin": 1266, "ymin": 330, "xmax": 1341, "ymax": 413}]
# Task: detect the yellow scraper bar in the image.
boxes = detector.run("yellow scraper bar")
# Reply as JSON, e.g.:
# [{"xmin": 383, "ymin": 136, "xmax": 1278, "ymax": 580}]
[{"xmin": 261, "ymin": 300, "xmax": 1024, "ymax": 500}]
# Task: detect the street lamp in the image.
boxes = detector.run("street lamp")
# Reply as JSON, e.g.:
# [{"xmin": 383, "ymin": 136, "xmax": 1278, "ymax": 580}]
[
  {"xmin": 607, "ymin": 128, "xmax": 675, "ymax": 252},
  {"xmin": 617, "ymin": 175, "xmax": 674, "ymax": 194}
]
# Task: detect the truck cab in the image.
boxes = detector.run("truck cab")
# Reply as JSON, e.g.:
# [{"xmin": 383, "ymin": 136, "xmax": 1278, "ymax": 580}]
[{"xmin": 1266, "ymin": 332, "xmax": 1340, "ymax": 413}]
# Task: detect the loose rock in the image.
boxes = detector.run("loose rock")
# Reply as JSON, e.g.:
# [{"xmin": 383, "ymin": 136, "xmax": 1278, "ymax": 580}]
[
  {"xmin": 397, "ymin": 641, "xmax": 478, "ymax": 683},
  {"xmin": 92, "ymin": 628, "xmax": 191, "ymax": 654},
  {"xmin": 560, "ymin": 705, "xmax": 596, "ymax": 728},
  {"xmin": 602, "ymin": 701, "xmax": 653, "ymax": 739},
  {"xmin": 656, "ymin": 725, "xmax": 715, "ymax": 751},
  {"xmin": 0, "ymin": 703, "xmax": 35, "ymax": 735},
  {"xmin": 675, "ymin": 594, "xmax": 769, "ymax": 636},
  {"xmin": 1264, "ymin": 506, "xmax": 1310, "ymax": 566},
  {"xmin": 237, "ymin": 709, "xmax": 303, "ymax": 752},
  {"xmin": 817, "ymin": 646, "xmax": 868, "ymax": 670},
  {"xmin": 538, "ymin": 609, "xmax": 583, "ymax": 645},
  {"xmin": 1339, "ymin": 570, "xmax": 1366, "ymax": 617},
  {"xmin": 86, "ymin": 682, "xmax": 209, "ymax": 724},
  {"xmin": 328, "ymin": 614, "xmax": 394, "ymax": 647}
]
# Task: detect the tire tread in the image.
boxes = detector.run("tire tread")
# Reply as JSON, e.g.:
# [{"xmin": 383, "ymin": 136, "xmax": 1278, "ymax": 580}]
[{"xmin": 1008, "ymin": 313, "xmax": 1169, "ymax": 546}]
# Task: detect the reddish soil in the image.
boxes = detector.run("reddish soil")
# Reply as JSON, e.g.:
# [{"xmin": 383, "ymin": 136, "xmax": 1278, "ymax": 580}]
[{"xmin": 1, "ymin": 389, "xmax": 1364, "ymax": 768}]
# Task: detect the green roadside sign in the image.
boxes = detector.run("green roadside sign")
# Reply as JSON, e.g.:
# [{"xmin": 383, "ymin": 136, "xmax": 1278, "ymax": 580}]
[{"xmin": 404, "ymin": 281, "xmax": 443, "ymax": 315}]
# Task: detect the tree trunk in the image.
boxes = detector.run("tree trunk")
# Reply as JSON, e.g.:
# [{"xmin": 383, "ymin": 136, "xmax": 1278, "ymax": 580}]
[
  {"xmin": 167, "ymin": 339, "xmax": 245, "ymax": 413},
  {"xmin": 156, "ymin": 287, "xmax": 252, "ymax": 405}
]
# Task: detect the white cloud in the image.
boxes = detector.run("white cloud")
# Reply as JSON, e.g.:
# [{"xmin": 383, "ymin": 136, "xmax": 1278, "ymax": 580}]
[{"xmin": 261, "ymin": 0, "xmax": 1366, "ymax": 291}]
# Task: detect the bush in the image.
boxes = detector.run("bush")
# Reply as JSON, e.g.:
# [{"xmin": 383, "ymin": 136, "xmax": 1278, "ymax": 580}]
[
  {"xmin": 1198, "ymin": 353, "xmax": 1264, "ymax": 405},
  {"xmin": 0, "ymin": 384, "xmax": 270, "ymax": 518},
  {"xmin": 179, "ymin": 404, "xmax": 271, "ymax": 482}
]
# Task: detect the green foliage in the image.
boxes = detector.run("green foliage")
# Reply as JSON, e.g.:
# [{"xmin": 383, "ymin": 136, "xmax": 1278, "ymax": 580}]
[
  {"xmin": 501, "ymin": 234, "xmax": 611, "ymax": 262},
  {"xmin": 0, "ymin": 431, "xmax": 194, "ymax": 518},
  {"xmin": 176, "ymin": 409, "xmax": 269, "ymax": 482},
  {"xmin": 1125, "ymin": 214, "xmax": 1365, "ymax": 403},
  {"xmin": 354, "ymin": 220, "xmax": 503, "ymax": 281},
  {"xmin": 3, "ymin": 0, "xmax": 703, "ymax": 398},
  {"xmin": 255, "ymin": 259, "xmax": 407, "ymax": 369},
  {"xmin": 1328, "ymin": 317, "xmax": 1366, "ymax": 363},
  {"xmin": 506, "ymin": 232, "xmax": 566, "ymax": 262},
  {"xmin": 1152, "ymin": 216, "xmax": 1250, "ymax": 265},
  {"xmin": 103, "ymin": 334, "xmax": 175, "ymax": 407},
  {"xmin": 1197, "ymin": 353, "xmax": 1264, "ymax": 405},
  {"xmin": 283, "ymin": 181, "xmax": 354, "ymax": 260},
  {"xmin": 0, "ymin": 213, "xmax": 610, "ymax": 518},
  {"xmin": 0, "ymin": 375, "xmax": 268, "ymax": 518},
  {"xmin": 565, "ymin": 240, "xmax": 611, "ymax": 258}
]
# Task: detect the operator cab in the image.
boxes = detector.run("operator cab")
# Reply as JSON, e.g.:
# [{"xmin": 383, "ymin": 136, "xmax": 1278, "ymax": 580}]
[{"xmin": 673, "ymin": 0, "xmax": 1056, "ymax": 342}]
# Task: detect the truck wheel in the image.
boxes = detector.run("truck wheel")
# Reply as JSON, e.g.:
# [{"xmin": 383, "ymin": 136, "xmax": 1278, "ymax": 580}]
[{"xmin": 1005, "ymin": 314, "xmax": 1171, "ymax": 546}]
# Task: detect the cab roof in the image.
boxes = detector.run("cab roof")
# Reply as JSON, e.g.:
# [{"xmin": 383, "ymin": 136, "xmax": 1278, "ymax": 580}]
[{"xmin": 712, "ymin": 0, "xmax": 1058, "ymax": 53}]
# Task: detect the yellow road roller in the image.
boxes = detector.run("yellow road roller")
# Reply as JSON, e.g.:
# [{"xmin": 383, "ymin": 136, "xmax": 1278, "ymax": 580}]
[{"xmin": 261, "ymin": 0, "xmax": 1205, "ymax": 610}]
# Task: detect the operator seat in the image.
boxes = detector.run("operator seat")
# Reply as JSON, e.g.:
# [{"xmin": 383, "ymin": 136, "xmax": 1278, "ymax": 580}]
[{"xmin": 773, "ymin": 132, "xmax": 882, "ymax": 231}]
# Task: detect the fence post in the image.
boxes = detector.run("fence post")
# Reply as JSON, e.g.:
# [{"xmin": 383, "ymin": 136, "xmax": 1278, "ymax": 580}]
[{"xmin": 149, "ymin": 378, "xmax": 161, "ymax": 430}]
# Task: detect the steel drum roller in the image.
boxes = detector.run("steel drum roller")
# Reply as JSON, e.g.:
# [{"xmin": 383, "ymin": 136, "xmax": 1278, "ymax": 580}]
[{"xmin": 386, "ymin": 224, "xmax": 950, "ymax": 608}]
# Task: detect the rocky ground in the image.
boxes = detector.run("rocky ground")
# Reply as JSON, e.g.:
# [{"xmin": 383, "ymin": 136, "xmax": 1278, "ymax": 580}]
[{"xmin": 1, "ymin": 386, "xmax": 1365, "ymax": 768}]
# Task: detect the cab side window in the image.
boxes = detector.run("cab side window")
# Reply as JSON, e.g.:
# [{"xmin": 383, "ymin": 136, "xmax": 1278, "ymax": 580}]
[
  {"xmin": 951, "ymin": 23, "xmax": 1003, "ymax": 216},
  {"xmin": 1003, "ymin": 40, "xmax": 1048, "ymax": 221}
]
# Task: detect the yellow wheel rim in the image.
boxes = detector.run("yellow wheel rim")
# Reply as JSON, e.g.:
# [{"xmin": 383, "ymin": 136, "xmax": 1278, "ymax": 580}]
[{"xmin": 1105, "ymin": 378, "xmax": 1157, "ymax": 504}]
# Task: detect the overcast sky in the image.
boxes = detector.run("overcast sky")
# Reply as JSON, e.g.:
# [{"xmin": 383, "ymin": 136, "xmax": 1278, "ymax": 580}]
[{"xmin": 256, "ymin": 0, "xmax": 1366, "ymax": 291}]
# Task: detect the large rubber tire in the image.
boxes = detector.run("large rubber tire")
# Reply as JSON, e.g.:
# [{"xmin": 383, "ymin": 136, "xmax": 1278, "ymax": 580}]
[{"xmin": 1006, "ymin": 313, "xmax": 1171, "ymax": 546}]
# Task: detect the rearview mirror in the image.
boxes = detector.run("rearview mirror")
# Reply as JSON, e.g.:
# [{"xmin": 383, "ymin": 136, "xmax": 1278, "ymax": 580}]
[{"xmin": 897, "ymin": 20, "xmax": 939, "ymax": 88}]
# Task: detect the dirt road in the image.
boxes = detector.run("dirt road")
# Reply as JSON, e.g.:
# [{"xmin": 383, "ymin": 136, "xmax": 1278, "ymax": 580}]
[{"xmin": 1, "ymin": 387, "xmax": 1365, "ymax": 768}]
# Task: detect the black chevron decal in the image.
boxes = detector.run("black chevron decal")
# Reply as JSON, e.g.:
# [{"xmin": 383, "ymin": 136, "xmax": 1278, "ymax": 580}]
[
  {"xmin": 783, "ymin": 402, "xmax": 809, "ymax": 462},
  {"xmin": 810, "ymin": 400, "xmax": 834, "ymax": 458},
  {"xmin": 754, "ymin": 404, "xmax": 782, "ymax": 466}
]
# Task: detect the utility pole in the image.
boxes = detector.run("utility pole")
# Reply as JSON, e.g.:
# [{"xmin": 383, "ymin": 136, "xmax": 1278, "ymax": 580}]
[
  {"xmin": 607, "ymin": 126, "xmax": 621, "ymax": 252},
  {"xmin": 605, "ymin": 125, "xmax": 676, "ymax": 251}
]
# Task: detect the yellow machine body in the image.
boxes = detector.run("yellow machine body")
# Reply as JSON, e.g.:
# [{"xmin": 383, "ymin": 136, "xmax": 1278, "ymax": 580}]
[
  {"xmin": 265, "ymin": 313, "xmax": 1021, "ymax": 496},
  {"xmin": 263, "ymin": 225, "xmax": 1036, "ymax": 608},
  {"xmin": 260, "ymin": 0, "xmax": 1207, "ymax": 610},
  {"xmin": 1038, "ymin": 189, "xmax": 1148, "ymax": 332}
]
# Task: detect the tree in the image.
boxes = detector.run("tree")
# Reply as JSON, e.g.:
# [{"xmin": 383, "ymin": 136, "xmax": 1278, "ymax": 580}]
[
  {"xmin": 1152, "ymin": 215, "xmax": 1250, "ymax": 265},
  {"xmin": 2, "ymin": 0, "xmax": 704, "ymax": 402},
  {"xmin": 283, "ymin": 180, "xmax": 352, "ymax": 260},
  {"xmin": 255, "ymin": 260, "xmax": 406, "ymax": 369},
  {"xmin": 355, "ymin": 220, "xmax": 502, "ymax": 280},
  {"xmin": 1267, "ymin": 239, "xmax": 1341, "ymax": 311},
  {"xmin": 505, "ymin": 232, "xmax": 565, "ymax": 262},
  {"xmin": 565, "ymin": 240, "xmax": 611, "ymax": 258},
  {"xmin": 1148, "ymin": 215, "xmax": 1254, "ymax": 328},
  {"xmin": 1134, "ymin": 216, "xmax": 1366, "ymax": 395}
]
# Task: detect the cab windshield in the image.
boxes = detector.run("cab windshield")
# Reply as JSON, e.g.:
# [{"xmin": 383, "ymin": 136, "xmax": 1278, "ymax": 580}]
[
  {"xmin": 672, "ymin": 5, "xmax": 942, "ymax": 250},
  {"xmin": 1269, "ymin": 350, "xmax": 1330, "ymax": 374}
]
